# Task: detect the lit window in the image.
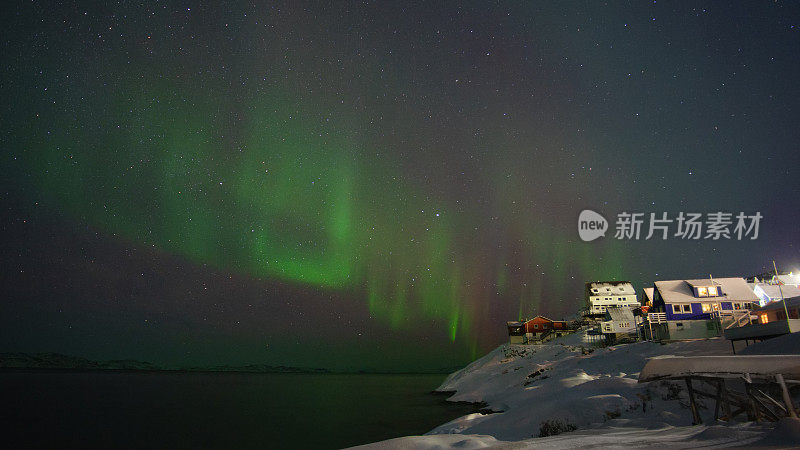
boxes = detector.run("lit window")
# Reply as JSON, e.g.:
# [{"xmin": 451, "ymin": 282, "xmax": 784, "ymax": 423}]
[
  {"xmin": 707, "ymin": 286, "xmax": 718, "ymax": 296},
  {"xmin": 702, "ymin": 303, "xmax": 712, "ymax": 313},
  {"xmin": 760, "ymin": 313, "xmax": 768, "ymax": 324},
  {"xmin": 734, "ymin": 303, "xmax": 741, "ymax": 310},
  {"xmin": 698, "ymin": 287, "xmax": 708, "ymax": 297}
]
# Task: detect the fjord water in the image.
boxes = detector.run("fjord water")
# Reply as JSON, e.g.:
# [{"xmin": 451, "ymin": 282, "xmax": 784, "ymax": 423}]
[{"xmin": 0, "ymin": 371, "xmax": 474, "ymax": 449}]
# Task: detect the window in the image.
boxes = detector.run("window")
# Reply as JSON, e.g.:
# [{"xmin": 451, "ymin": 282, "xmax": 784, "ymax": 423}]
[
  {"xmin": 672, "ymin": 304, "xmax": 682, "ymax": 314},
  {"xmin": 592, "ymin": 288, "xmax": 598, "ymax": 293},
  {"xmin": 760, "ymin": 313, "xmax": 769, "ymax": 324},
  {"xmin": 682, "ymin": 304, "xmax": 692, "ymax": 313},
  {"xmin": 702, "ymin": 303, "xmax": 712, "ymax": 313},
  {"xmin": 534, "ymin": 324, "xmax": 538, "ymax": 329},
  {"xmin": 707, "ymin": 286, "xmax": 718, "ymax": 296},
  {"xmin": 697, "ymin": 287, "xmax": 708, "ymax": 297},
  {"xmin": 733, "ymin": 303, "xmax": 741, "ymax": 310}
]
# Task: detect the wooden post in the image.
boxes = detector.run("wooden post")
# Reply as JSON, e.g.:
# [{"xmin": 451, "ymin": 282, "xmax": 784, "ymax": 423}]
[
  {"xmin": 721, "ymin": 379, "xmax": 732, "ymax": 420},
  {"xmin": 686, "ymin": 377, "xmax": 702, "ymax": 424},
  {"xmin": 776, "ymin": 373, "xmax": 798, "ymax": 418}
]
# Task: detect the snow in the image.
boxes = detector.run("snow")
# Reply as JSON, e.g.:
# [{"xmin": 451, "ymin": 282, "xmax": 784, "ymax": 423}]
[
  {"xmin": 353, "ymin": 331, "xmax": 800, "ymax": 449},
  {"xmin": 739, "ymin": 330, "xmax": 800, "ymax": 355}
]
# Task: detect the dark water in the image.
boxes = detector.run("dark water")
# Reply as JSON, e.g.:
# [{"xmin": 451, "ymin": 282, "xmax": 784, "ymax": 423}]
[{"xmin": 0, "ymin": 371, "xmax": 476, "ymax": 449}]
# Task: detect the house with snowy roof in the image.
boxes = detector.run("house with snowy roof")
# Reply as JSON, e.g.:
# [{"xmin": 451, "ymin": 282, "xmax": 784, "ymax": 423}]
[
  {"xmin": 506, "ymin": 321, "xmax": 525, "ymax": 344},
  {"xmin": 770, "ymin": 273, "xmax": 800, "ymax": 287},
  {"xmin": 584, "ymin": 281, "xmax": 639, "ymax": 317},
  {"xmin": 752, "ymin": 283, "xmax": 800, "ymax": 307},
  {"xmin": 523, "ymin": 316, "xmax": 569, "ymax": 342},
  {"xmin": 600, "ymin": 307, "xmax": 640, "ymax": 343},
  {"xmin": 642, "ymin": 287, "xmax": 655, "ymax": 307},
  {"xmin": 648, "ymin": 277, "xmax": 759, "ymax": 340}
]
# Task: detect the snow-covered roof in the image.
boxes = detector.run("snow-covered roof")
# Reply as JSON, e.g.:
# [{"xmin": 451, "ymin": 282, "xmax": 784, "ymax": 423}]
[
  {"xmin": 586, "ymin": 281, "xmax": 635, "ymax": 295},
  {"xmin": 606, "ymin": 306, "xmax": 635, "ymax": 322},
  {"xmin": 639, "ymin": 355, "xmax": 800, "ymax": 382},
  {"xmin": 754, "ymin": 284, "xmax": 800, "ymax": 299},
  {"xmin": 774, "ymin": 273, "xmax": 800, "ymax": 286},
  {"xmin": 506, "ymin": 321, "xmax": 523, "ymax": 327},
  {"xmin": 655, "ymin": 277, "xmax": 759, "ymax": 304},
  {"xmin": 524, "ymin": 315, "xmax": 562, "ymax": 323},
  {"xmin": 643, "ymin": 287, "xmax": 655, "ymax": 303}
]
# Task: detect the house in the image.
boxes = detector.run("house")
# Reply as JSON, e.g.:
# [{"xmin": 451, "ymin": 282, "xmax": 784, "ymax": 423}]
[
  {"xmin": 523, "ymin": 316, "xmax": 569, "ymax": 342},
  {"xmin": 771, "ymin": 273, "xmax": 800, "ymax": 287},
  {"xmin": 751, "ymin": 283, "xmax": 800, "ymax": 307},
  {"xmin": 723, "ymin": 296, "xmax": 800, "ymax": 351},
  {"xmin": 585, "ymin": 281, "xmax": 639, "ymax": 317},
  {"xmin": 755, "ymin": 295, "xmax": 800, "ymax": 323},
  {"xmin": 601, "ymin": 307, "xmax": 641, "ymax": 343},
  {"xmin": 642, "ymin": 287, "xmax": 655, "ymax": 307},
  {"xmin": 649, "ymin": 277, "xmax": 759, "ymax": 340},
  {"xmin": 506, "ymin": 321, "xmax": 525, "ymax": 344}
]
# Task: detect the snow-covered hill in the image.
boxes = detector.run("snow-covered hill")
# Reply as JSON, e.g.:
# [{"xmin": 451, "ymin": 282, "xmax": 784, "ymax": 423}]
[{"xmin": 354, "ymin": 332, "xmax": 800, "ymax": 448}]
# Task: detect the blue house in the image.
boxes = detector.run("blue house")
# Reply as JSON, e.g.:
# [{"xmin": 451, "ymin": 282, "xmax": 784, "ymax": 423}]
[{"xmin": 649, "ymin": 277, "xmax": 759, "ymax": 340}]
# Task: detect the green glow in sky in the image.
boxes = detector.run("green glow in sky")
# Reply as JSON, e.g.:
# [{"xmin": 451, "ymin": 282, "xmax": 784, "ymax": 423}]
[{"xmin": 20, "ymin": 80, "xmax": 625, "ymax": 348}]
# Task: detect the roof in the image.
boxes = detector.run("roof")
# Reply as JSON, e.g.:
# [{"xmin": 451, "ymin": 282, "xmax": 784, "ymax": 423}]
[
  {"xmin": 525, "ymin": 315, "xmax": 561, "ymax": 323},
  {"xmin": 638, "ymin": 355, "xmax": 800, "ymax": 382},
  {"xmin": 586, "ymin": 281, "xmax": 636, "ymax": 295},
  {"xmin": 753, "ymin": 296, "xmax": 800, "ymax": 312},
  {"xmin": 774, "ymin": 274, "xmax": 800, "ymax": 286},
  {"xmin": 654, "ymin": 277, "xmax": 759, "ymax": 304},
  {"xmin": 606, "ymin": 306, "xmax": 635, "ymax": 322},
  {"xmin": 506, "ymin": 321, "xmax": 523, "ymax": 327},
  {"xmin": 643, "ymin": 288, "xmax": 655, "ymax": 303},
  {"xmin": 685, "ymin": 278, "xmax": 719, "ymax": 288},
  {"xmin": 754, "ymin": 284, "xmax": 800, "ymax": 299}
]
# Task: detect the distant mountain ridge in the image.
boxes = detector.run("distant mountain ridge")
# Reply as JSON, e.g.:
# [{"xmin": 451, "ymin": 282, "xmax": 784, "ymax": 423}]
[
  {"xmin": 0, "ymin": 352, "xmax": 159, "ymax": 371},
  {"xmin": 0, "ymin": 352, "xmax": 457, "ymax": 374},
  {"xmin": 0, "ymin": 352, "xmax": 333, "ymax": 373}
]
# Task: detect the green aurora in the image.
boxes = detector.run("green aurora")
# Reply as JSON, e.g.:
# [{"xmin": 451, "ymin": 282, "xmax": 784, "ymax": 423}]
[{"xmin": 17, "ymin": 78, "xmax": 626, "ymax": 355}]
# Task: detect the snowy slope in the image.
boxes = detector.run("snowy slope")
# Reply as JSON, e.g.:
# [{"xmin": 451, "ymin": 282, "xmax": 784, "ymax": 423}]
[{"xmin": 353, "ymin": 332, "xmax": 800, "ymax": 449}]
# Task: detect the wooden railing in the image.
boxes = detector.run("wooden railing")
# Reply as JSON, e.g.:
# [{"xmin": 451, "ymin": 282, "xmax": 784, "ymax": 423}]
[{"xmin": 646, "ymin": 312, "xmax": 667, "ymax": 323}]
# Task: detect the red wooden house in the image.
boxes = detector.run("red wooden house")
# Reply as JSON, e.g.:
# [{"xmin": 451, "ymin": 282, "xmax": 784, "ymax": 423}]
[{"xmin": 524, "ymin": 316, "xmax": 569, "ymax": 336}]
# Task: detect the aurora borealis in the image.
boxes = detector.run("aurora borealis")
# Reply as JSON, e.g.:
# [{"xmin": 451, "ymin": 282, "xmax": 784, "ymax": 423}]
[{"xmin": 1, "ymin": 2, "xmax": 799, "ymax": 371}]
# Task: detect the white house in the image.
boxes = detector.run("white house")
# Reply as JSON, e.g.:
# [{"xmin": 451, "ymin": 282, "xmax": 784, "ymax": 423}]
[
  {"xmin": 585, "ymin": 281, "xmax": 639, "ymax": 316},
  {"xmin": 601, "ymin": 306, "xmax": 640, "ymax": 336}
]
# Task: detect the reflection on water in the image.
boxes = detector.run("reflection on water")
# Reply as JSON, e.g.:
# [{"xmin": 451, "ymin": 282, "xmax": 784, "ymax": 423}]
[{"xmin": 0, "ymin": 371, "xmax": 477, "ymax": 449}]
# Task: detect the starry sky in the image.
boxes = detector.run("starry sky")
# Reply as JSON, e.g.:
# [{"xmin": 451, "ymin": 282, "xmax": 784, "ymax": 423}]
[{"xmin": 1, "ymin": 1, "xmax": 799, "ymax": 371}]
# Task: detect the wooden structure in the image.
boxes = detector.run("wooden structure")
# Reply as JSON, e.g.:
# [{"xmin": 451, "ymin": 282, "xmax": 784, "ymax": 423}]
[{"xmin": 638, "ymin": 356, "xmax": 800, "ymax": 424}]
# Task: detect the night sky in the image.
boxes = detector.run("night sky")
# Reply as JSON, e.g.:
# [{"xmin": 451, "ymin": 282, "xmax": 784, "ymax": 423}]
[{"xmin": 1, "ymin": 2, "xmax": 798, "ymax": 371}]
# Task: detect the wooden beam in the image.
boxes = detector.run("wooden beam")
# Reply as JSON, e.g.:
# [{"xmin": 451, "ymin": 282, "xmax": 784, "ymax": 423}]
[
  {"xmin": 685, "ymin": 377, "xmax": 702, "ymax": 425},
  {"xmin": 776, "ymin": 373, "xmax": 798, "ymax": 418}
]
